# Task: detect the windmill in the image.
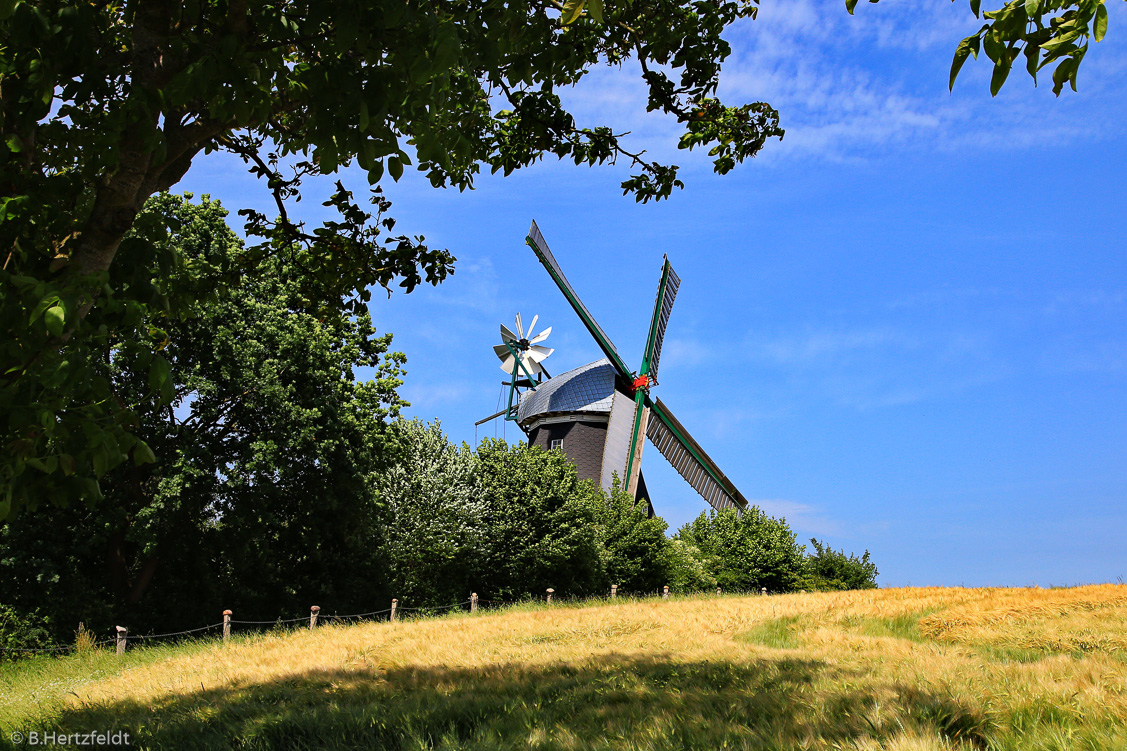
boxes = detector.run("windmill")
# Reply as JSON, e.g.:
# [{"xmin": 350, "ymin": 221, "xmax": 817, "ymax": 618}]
[{"xmin": 495, "ymin": 220, "xmax": 748, "ymax": 513}]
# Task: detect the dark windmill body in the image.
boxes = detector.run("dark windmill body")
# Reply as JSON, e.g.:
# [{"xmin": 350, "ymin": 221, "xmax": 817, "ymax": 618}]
[{"xmin": 483, "ymin": 221, "xmax": 749, "ymax": 516}]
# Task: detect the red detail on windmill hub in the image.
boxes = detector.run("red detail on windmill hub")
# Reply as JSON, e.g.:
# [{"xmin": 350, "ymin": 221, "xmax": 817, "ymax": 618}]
[{"xmin": 632, "ymin": 375, "xmax": 650, "ymax": 393}]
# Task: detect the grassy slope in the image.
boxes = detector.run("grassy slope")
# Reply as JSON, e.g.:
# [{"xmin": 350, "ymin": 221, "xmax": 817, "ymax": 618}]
[{"xmin": 2, "ymin": 586, "xmax": 1127, "ymax": 750}]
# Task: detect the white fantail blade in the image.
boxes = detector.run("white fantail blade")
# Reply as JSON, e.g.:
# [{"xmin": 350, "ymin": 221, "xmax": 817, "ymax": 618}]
[
  {"xmin": 529, "ymin": 326, "xmax": 552, "ymax": 344},
  {"xmin": 525, "ymin": 314, "xmax": 539, "ymax": 340},
  {"xmin": 500, "ymin": 323, "xmax": 518, "ymax": 343},
  {"xmin": 493, "ymin": 343, "xmax": 512, "ymax": 360},
  {"xmin": 527, "ymin": 345, "xmax": 554, "ymax": 362},
  {"xmin": 515, "ymin": 312, "xmax": 524, "ymax": 339},
  {"xmin": 499, "ymin": 353, "xmax": 517, "ymax": 373},
  {"xmin": 518, "ymin": 353, "xmax": 544, "ymax": 375}
]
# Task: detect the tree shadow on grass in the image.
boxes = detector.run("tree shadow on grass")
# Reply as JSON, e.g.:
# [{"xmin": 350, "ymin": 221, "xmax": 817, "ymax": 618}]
[{"xmin": 35, "ymin": 653, "xmax": 991, "ymax": 751}]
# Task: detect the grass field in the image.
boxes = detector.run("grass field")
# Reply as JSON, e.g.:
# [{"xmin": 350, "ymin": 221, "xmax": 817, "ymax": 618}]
[{"xmin": 2, "ymin": 585, "xmax": 1126, "ymax": 750}]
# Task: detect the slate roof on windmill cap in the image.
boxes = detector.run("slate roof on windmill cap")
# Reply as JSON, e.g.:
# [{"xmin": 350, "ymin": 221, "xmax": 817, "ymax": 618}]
[{"xmin": 517, "ymin": 358, "xmax": 617, "ymax": 423}]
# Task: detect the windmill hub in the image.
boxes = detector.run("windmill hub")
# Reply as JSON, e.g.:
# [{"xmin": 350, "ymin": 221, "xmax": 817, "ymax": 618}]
[{"xmin": 630, "ymin": 374, "xmax": 651, "ymax": 394}]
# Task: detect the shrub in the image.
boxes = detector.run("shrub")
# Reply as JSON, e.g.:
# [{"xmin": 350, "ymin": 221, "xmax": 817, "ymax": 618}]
[
  {"xmin": 476, "ymin": 439, "xmax": 605, "ymax": 600},
  {"xmin": 800, "ymin": 539, "xmax": 879, "ymax": 591},
  {"xmin": 0, "ymin": 603, "xmax": 51, "ymax": 658},
  {"xmin": 675, "ymin": 507, "xmax": 806, "ymax": 593},
  {"xmin": 373, "ymin": 420, "xmax": 486, "ymax": 607},
  {"xmin": 662, "ymin": 539, "xmax": 717, "ymax": 592},
  {"xmin": 593, "ymin": 482, "xmax": 671, "ymax": 595}
]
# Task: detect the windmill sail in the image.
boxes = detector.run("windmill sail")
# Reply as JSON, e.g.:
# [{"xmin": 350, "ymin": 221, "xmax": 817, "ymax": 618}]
[
  {"xmin": 641, "ymin": 258, "xmax": 680, "ymax": 386},
  {"xmin": 526, "ymin": 221, "xmax": 634, "ymax": 379},
  {"xmin": 646, "ymin": 398, "xmax": 748, "ymax": 512},
  {"xmin": 623, "ymin": 258, "xmax": 680, "ymax": 496},
  {"xmin": 599, "ymin": 390, "xmax": 637, "ymax": 493}
]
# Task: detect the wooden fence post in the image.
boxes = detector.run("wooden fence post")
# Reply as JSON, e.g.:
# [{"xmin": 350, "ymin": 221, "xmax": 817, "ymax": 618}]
[
  {"xmin": 610, "ymin": 584, "xmax": 617, "ymax": 599},
  {"xmin": 222, "ymin": 610, "xmax": 232, "ymax": 642},
  {"xmin": 717, "ymin": 587, "xmax": 722, "ymax": 596},
  {"xmin": 546, "ymin": 588, "xmax": 554, "ymax": 604},
  {"xmin": 115, "ymin": 626, "xmax": 127, "ymax": 655},
  {"xmin": 761, "ymin": 587, "xmax": 767, "ymax": 596},
  {"xmin": 662, "ymin": 585, "xmax": 669, "ymax": 599},
  {"xmin": 309, "ymin": 605, "xmax": 320, "ymax": 629},
  {"xmin": 390, "ymin": 599, "xmax": 398, "ymax": 622},
  {"xmin": 470, "ymin": 593, "xmax": 478, "ymax": 613}
]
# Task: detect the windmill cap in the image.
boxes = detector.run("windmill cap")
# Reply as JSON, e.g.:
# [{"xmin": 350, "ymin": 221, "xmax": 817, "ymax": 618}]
[{"xmin": 517, "ymin": 359, "xmax": 616, "ymax": 424}]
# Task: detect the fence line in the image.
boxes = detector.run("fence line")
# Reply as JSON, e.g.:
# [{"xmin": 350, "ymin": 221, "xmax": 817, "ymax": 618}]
[{"xmin": 2, "ymin": 585, "xmax": 782, "ymax": 659}]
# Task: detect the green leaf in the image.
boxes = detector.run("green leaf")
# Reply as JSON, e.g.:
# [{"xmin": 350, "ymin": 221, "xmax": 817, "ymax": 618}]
[
  {"xmin": 368, "ymin": 158, "xmax": 385, "ymax": 185},
  {"xmin": 561, "ymin": 0, "xmax": 585, "ymax": 25},
  {"xmin": 0, "ymin": 0, "xmax": 17, "ymax": 22},
  {"xmin": 588, "ymin": 0, "xmax": 604, "ymax": 22},
  {"xmin": 1052, "ymin": 56, "xmax": 1077, "ymax": 94},
  {"xmin": 970, "ymin": 0, "xmax": 981, "ymax": 18},
  {"xmin": 133, "ymin": 440, "xmax": 156, "ymax": 466},
  {"xmin": 29, "ymin": 294, "xmax": 59, "ymax": 323},
  {"xmin": 845, "ymin": 0, "xmax": 859, "ymax": 14},
  {"xmin": 80, "ymin": 478, "xmax": 103, "ymax": 502},
  {"xmin": 44, "ymin": 304, "xmax": 65, "ymax": 337},
  {"xmin": 1094, "ymin": 3, "xmax": 1108, "ymax": 42},
  {"xmin": 951, "ymin": 39, "xmax": 975, "ymax": 89},
  {"xmin": 91, "ymin": 443, "xmax": 108, "ymax": 477},
  {"xmin": 1024, "ymin": 0, "xmax": 1039, "ymax": 17},
  {"xmin": 387, "ymin": 155, "xmax": 404, "ymax": 181},
  {"xmin": 1025, "ymin": 43, "xmax": 1040, "ymax": 81},
  {"xmin": 5, "ymin": 134, "xmax": 21, "ymax": 153},
  {"xmin": 148, "ymin": 355, "xmax": 171, "ymax": 394},
  {"xmin": 990, "ymin": 59, "xmax": 1012, "ymax": 96}
]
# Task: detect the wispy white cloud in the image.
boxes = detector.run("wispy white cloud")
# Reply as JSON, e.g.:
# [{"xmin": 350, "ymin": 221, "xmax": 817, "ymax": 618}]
[
  {"xmin": 553, "ymin": 0, "xmax": 1127, "ymax": 166},
  {"xmin": 743, "ymin": 323, "xmax": 1006, "ymax": 409},
  {"xmin": 1041, "ymin": 341, "xmax": 1127, "ymax": 374},
  {"xmin": 660, "ymin": 337, "xmax": 713, "ymax": 368},
  {"xmin": 750, "ymin": 326, "xmax": 918, "ymax": 364},
  {"xmin": 402, "ymin": 381, "xmax": 474, "ymax": 410}
]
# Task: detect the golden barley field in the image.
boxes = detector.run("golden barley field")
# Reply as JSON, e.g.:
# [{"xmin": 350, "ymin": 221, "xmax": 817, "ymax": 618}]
[{"xmin": 3, "ymin": 585, "xmax": 1126, "ymax": 750}]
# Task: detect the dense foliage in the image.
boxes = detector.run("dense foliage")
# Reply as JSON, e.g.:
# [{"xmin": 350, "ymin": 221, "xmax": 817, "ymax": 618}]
[
  {"xmin": 0, "ymin": 193, "xmax": 408, "ymax": 634},
  {"xmin": 800, "ymin": 538, "xmax": 879, "ymax": 591},
  {"xmin": 593, "ymin": 482, "xmax": 673, "ymax": 596},
  {"xmin": 0, "ymin": 0, "xmax": 785, "ymax": 516},
  {"xmin": 372, "ymin": 420, "xmax": 485, "ymax": 607},
  {"xmin": 476, "ymin": 438, "xmax": 607, "ymax": 600},
  {"xmin": 673, "ymin": 508, "xmax": 808, "ymax": 593}
]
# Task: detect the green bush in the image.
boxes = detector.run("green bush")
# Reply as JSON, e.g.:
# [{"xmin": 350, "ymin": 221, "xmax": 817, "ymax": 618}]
[
  {"xmin": 373, "ymin": 420, "xmax": 486, "ymax": 607},
  {"xmin": 0, "ymin": 603, "xmax": 51, "ymax": 658},
  {"xmin": 476, "ymin": 439, "xmax": 606, "ymax": 600},
  {"xmin": 675, "ymin": 508, "xmax": 806, "ymax": 593},
  {"xmin": 800, "ymin": 538, "xmax": 879, "ymax": 591},
  {"xmin": 662, "ymin": 538, "xmax": 717, "ymax": 592},
  {"xmin": 593, "ymin": 481, "xmax": 672, "ymax": 595}
]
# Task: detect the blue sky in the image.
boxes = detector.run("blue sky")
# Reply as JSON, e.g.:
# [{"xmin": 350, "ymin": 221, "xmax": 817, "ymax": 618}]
[{"xmin": 179, "ymin": 0, "xmax": 1127, "ymax": 587}]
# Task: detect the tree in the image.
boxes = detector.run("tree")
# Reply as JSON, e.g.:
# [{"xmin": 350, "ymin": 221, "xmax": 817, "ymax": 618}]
[
  {"xmin": 372, "ymin": 419, "xmax": 487, "ymax": 607},
  {"xmin": 662, "ymin": 538, "xmax": 718, "ymax": 592},
  {"xmin": 675, "ymin": 507, "xmax": 806, "ymax": 593},
  {"xmin": 0, "ymin": 0, "xmax": 784, "ymax": 517},
  {"xmin": 801, "ymin": 538, "xmax": 879, "ymax": 591},
  {"xmin": 476, "ymin": 439, "xmax": 605, "ymax": 600},
  {"xmin": 849, "ymin": 0, "xmax": 1115, "ymax": 96},
  {"xmin": 591, "ymin": 481, "xmax": 671, "ymax": 595},
  {"xmin": 0, "ymin": 193, "xmax": 409, "ymax": 633}
]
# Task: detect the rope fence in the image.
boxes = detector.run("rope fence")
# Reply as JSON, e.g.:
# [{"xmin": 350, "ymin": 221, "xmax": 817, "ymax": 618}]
[{"xmin": 1, "ymin": 584, "xmax": 786, "ymax": 660}]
